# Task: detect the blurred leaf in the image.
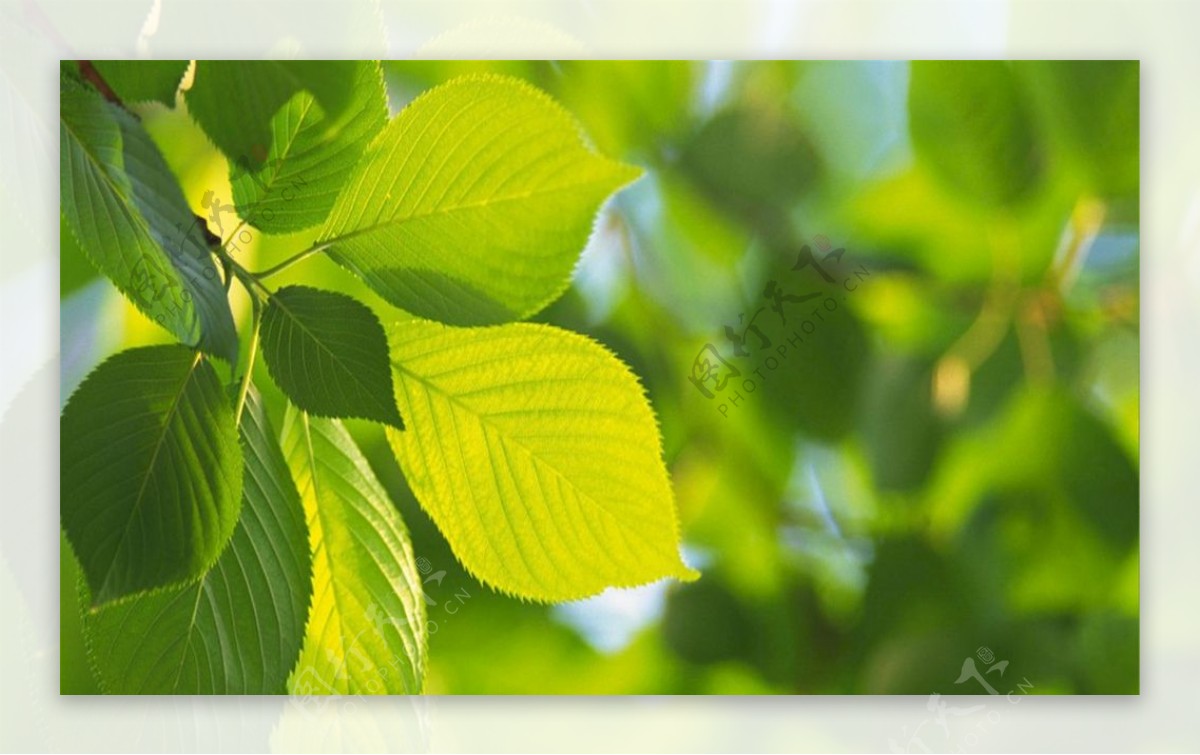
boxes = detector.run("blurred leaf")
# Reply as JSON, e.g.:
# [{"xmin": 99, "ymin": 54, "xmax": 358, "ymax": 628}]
[
  {"xmin": 61, "ymin": 346, "xmax": 242, "ymax": 607},
  {"xmin": 387, "ymin": 320, "xmax": 697, "ymax": 602},
  {"xmin": 1075, "ymin": 611, "xmax": 1138, "ymax": 693},
  {"xmin": 927, "ymin": 388, "xmax": 1137, "ymax": 612},
  {"xmin": 83, "ymin": 390, "xmax": 311, "ymax": 693},
  {"xmin": 792, "ymin": 61, "xmax": 910, "ymax": 185},
  {"xmin": 620, "ymin": 175, "xmax": 749, "ymax": 332},
  {"xmin": 860, "ymin": 355, "xmax": 943, "ymax": 492},
  {"xmin": 186, "ymin": 61, "xmax": 363, "ymax": 166},
  {"xmin": 673, "ymin": 446, "xmax": 789, "ymax": 601},
  {"xmin": 908, "ymin": 61, "xmax": 1045, "ymax": 206},
  {"xmin": 678, "ymin": 104, "xmax": 820, "ymax": 238},
  {"xmin": 556, "ymin": 61, "xmax": 697, "ymax": 157},
  {"xmin": 90, "ymin": 60, "xmax": 189, "ymax": 107},
  {"xmin": 846, "ymin": 164, "xmax": 1074, "ymax": 284},
  {"xmin": 61, "ymin": 73, "xmax": 238, "ymax": 362},
  {"xmin": 281, "ymin": 410, "xmax": 427, "ymax": 694},
  {"xmin": 230, "ymin": 61, "xmax": 387, "ymax": 234},
  {"xmin": 320, "ymin": 74, "xmax": 640, "ymax": 326},
  {"xmin": 261, "ymin": 285, "xmax": 403, "ymax": 428},
  {"xmin": 1024, "ymin": 61, "xmax": 1138, "ymax": 199},
  {"xmin": 663, "ymin": 577, "xmax": 758, "ymax": 666},
  {"xmin": 758, "ymin": 297, "xmax": 871, "ymax": 442}
]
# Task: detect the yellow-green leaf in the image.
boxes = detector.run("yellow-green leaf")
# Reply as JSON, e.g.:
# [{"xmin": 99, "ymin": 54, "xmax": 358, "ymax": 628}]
[
  {"xmin": 281, "ymin": 410, "xmax": 426, "ymax": 694},
  {"xmin": 319, "ymin": 74, "xmax": 641, "ymax": 326},
  {"xmin": 387, "ymin": 320, "xmax": 698, "ymax": 602}
]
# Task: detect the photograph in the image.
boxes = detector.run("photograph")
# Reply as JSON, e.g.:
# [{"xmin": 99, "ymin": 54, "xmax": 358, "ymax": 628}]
[{"xmin": 57, "ymin": 59, "xmax": 1139, "ymax": 697}]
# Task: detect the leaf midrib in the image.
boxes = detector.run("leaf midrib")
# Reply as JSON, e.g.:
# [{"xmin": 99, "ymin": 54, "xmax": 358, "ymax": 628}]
[
  {"xmin": 298, "ymin": 412, "xmax": 356, "ymax": 694},
  {"xmin": 96, "ymin": 350, "xmax": 204, "ymax": 603},
  {"xmin": 269, "ymin": 291, "xmax": 394, "ymax": 424},
  {"xmin": 390, "ymin": 355, "xmax": 667, "ymax": 544},
  {"xmin": 318, "ymin": 172, "xmax": 627, "ymax": 248}
]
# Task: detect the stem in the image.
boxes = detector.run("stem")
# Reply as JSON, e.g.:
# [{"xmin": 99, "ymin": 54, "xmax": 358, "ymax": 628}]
[
  {"xmin": 233, "ymin": 307, "xmax": 262, "ymax": 427},
  {"xmin": 217, "ymin": 245, "xmax": 273, "ymax": 299},
  {"xmin": 221, "ymin": 218, "xmax": 249, "ymax": 250},
  {"xmin": 215, "ymin": 244, "xmax": 268, "ymax": 426},
  {"xmin": 78, "ymin": 61, "xmax": 130, "ymax": 112},
  {"xmin": 254, "ymin": 242, "xmax": 332, "ymax": 280}
]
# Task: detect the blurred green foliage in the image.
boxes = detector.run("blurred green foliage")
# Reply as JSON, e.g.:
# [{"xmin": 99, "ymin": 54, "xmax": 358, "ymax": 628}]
[{"xmin": 61, "ymin": 60, "xmax": 1138, "ymax": 694}]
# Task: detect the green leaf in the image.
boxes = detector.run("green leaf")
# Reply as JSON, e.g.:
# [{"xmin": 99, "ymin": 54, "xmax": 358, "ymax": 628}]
[
  {"xmin": 229, "ymin": 61, "xmax": 387, "ymax": 234},
  {"xmin": 261, "ymin": 285, "xmax": 404, "ymax": 428},
  {"xmin": 281, "ymin": 410, "xmax": 426, "ymax": 694},
  {"xmin": 1025, "ymin": 61, "xmax": 1139, "ymax": 198},
  {"xmin": 60, "ymin": 73, "xmax": 238, "ymax": 362},
  {"xmin": 90, "ymin": 60, "xmax": 189, "ymax": 107},
  {"xmin": 186, "ymin": 60, "xmax": 362, "ymax": 166},
  {"xmin": 908, "ymin": 61, "xmax": 1044, "ymax": 206},
  {"xmin": 60, "ymin": 345, "xmax": 243, "ymax": 607},
  {"xmin": 679, "ymin": 104, "xmax": 820, "ymax": 235},
  {"xmin": 319, "ymin": 74, "xmax": 641, "ymax": 326},
  {"xmin": 555, "ymin": 61, "xmax": 698, "ymax": 156},
  {"xmin": 81, "ymin": 390, "xmax": 312, "ymax": 693},
  {"xmin": 387, "ymin": 320, "xmax": 697, "ymax": 602}
]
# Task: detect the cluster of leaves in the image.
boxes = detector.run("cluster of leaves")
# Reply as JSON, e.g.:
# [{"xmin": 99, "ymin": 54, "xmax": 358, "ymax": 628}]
[{"xmin": 59, "ymin": 60, "xmax": 697, "ymax": 694}]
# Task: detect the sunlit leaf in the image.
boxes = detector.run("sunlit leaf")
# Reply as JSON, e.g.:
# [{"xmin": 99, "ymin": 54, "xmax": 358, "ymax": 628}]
[
  {"xmin": 387, "ymin": 319, "xmax": 698, "ymax": 602},
  {"xmin": 320, "ymin": 74, "xmax": 641, "ymax": 326},
  {"xmin": 281, "ymin": 410, "xmax": 427, "ymax": 694}
]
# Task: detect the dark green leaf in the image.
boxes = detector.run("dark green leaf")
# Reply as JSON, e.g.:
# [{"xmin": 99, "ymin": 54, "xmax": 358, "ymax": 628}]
[
  {"xmin": 679, "ymin": 104, "xmax": 819, "ymax": 235},
  {"xmin": 90, "ymin": 60, "xmax": 189, "ymax": 107},
  {"xmin": 185, "ymin": 60, "xmax": 362, "ymax": 166},
  {"xmin": 60, "ymin": 73, "xmax": 238, "ymax": 362},
  {"xmin": 82, "ymin": 390, "xmax": 312, "ymax": 693},
  {"xmin": 61, "ymin": 345, "xmax": 243, "ymax": 607},
  {"xmin": 229, "ymin": 61, "xmax": 387, "ymax": 234},
  {"xmin": 261, "ymin": 285, "xmax": 403, "ymax": 428}
]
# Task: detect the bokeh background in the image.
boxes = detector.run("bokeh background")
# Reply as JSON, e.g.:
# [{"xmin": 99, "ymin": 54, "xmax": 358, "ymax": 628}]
[{"xmin": 58, "ymin": 60, "xmax": 1138, "ymax": 695}]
